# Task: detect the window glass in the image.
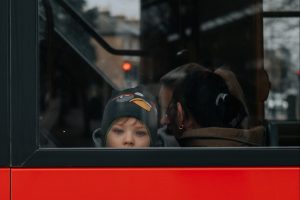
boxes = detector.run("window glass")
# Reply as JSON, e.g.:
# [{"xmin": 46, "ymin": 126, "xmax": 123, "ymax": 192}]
[
  {"xmin": 67, "ymin": 0, "xmax": 141, "ymax": 50},
  {"xmin": 39, "ymin": 0, "xmax": 300, "ymax": 148},
  {"xmin": 263, "ymin": 0, "xmax": 300, "ymax": 11},
  {"xmin": 264, "ymin": 18, "xmax": 300, "ymax": 120}
]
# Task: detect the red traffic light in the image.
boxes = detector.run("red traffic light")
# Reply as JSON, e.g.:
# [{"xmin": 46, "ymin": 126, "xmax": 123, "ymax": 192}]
[{"xmin": 122, "ymin": 61, "xmax": 132, "ymax": 72}]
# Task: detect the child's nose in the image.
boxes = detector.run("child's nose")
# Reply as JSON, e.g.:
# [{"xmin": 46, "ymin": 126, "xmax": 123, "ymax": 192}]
[{"xmin": 123, "ymin": 132, "xmax": 134, "ymax": 146}]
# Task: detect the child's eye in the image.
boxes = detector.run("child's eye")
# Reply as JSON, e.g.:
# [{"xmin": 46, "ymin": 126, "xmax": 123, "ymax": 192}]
[
  {"xmin": 135, "ymin": 130, "xmax": 148, "ymax": 137},
  {"xmin": 111, "ymin": 128, "xmax": 124, "ymax": 135}
]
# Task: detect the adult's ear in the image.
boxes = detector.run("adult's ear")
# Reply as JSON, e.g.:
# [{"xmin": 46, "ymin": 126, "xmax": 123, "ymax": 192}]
[
  {"xmin": 176, "ymin": 102, "xmax": 198, "ymax": 130},
  {"xmin": 177, "ymin": 102, "xmax": 184, "ymax": 127}
]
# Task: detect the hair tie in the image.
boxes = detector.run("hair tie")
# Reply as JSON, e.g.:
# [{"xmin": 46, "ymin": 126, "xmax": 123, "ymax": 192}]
[{"xmin": 215, "ymin": 93, "xmax": 228, "ymax": 106}]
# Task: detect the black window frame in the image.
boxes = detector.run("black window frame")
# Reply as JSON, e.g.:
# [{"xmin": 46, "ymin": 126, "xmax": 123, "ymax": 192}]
[
  {"xmin": 6, "ymin": 0, "xmax": 300, "ymax": 167},
  {"xmin": 0, "ymin": 0, "xmax": 10, "ymax": 167}
]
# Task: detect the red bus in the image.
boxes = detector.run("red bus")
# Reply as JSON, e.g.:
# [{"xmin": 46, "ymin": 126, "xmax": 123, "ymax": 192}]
[{"xmin": 1, "ymin": 0, "xmax": 299, "ymax": 199}]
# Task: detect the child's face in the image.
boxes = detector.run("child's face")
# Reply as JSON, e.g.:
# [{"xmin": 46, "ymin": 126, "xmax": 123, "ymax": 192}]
[{"xmin": 106, "ymin": 117, "xmax": 151, "ymax": 147}]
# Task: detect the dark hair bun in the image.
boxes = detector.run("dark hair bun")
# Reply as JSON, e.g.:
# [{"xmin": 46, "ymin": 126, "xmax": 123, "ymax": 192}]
[
  {"xmin": 172, "ymin": 70, "xmax": 247, "ymax": 128},
  {"xmin": 217, "ymin": 93, "xmax": 247, "ymax": 127}
]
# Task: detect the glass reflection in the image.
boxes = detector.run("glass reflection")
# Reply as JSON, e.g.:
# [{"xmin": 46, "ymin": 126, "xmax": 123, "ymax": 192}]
[
  {"xmin": 39, "ymin": 0, "xmax": 300, "ymax": 147},
  {"xmin": 264, "ymin": 18, "xmax": 300, "ymax": 120},
  {"xmin": 263, "ymin": 0, "xmax": 300, "ymax": 11}
]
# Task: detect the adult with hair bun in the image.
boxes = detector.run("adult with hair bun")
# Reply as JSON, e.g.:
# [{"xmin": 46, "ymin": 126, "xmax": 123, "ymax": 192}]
[
  {"xmin": 158, "ymin": 63, "xmax": 210, "ymax": 146},
  {"xmin": 163, "ymin": 69, "xmax": 266, "ymax": 147}
]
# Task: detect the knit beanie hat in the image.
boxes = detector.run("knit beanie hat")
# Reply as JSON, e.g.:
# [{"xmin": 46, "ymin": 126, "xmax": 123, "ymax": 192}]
[{"xmin": 100, "ymin": 87, "xmax": 158, "ymax": 146}]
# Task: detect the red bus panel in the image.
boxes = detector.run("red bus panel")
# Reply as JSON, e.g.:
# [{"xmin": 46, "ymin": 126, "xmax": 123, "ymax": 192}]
[
  {"xmin": 11, "ymin": 167, "xmax": 300, "ymax": 200},
  {"xmin": 0, "ymin": 168, "xmax": 10, "ymax": 200}
]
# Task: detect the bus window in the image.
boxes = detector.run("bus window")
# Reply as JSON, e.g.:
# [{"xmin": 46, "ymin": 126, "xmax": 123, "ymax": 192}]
[
  {"xmin": 38, "ymin": 0, "xmax": 300, "ymax": 147},
  {"xmin": 263, "ymin": 0, "xmax": 300, "ymax": 146},
  {"xmin": 263, "ymin": 1, "xmax": 300, "ymax": 120},
  {"xmin": 263, "ymin": 0, "xmax": 300, "ymax": 11}
]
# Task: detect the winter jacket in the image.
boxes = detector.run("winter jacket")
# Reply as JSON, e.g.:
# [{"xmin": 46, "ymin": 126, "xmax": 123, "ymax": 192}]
[{"xmin": 178, "ymin": 126, "xmax": 265, "ymax": 147}]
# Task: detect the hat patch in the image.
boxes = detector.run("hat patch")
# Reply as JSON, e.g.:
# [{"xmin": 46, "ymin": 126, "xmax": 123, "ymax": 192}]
[
  {"xmin": 215, "ymin": 93, "xmax": 228, "ymax": 106},
  {"xmin": 114, "ymin": 94, "xmax": 134, "ymax": 102},
  {"xmin": 130, "ymin": 98, "xmax": 152, "ymax": 111}
]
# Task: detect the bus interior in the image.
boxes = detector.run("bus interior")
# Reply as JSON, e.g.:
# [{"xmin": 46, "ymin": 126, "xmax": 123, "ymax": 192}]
[{"xmin": 38, "ymin": 0, "xmax": 300, "ymax": 147}]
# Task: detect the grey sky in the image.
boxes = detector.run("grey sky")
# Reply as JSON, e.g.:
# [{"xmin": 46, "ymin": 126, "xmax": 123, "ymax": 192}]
[{"xmin": 85, "ymin": 0, "xmax": 140, "ymax": 20}]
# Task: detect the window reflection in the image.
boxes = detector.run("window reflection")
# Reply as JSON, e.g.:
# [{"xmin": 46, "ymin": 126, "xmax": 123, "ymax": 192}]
[
  {"xmin": 263, "ymin": 0, "xmax": 300, "ymax": 11},
  {"xmin": 39, "ymin": 0, "xmax": 299, "ymax": 147},
  {"xmin": 263, "ymin": 18, "xmax": 300, "ymax": 120}
]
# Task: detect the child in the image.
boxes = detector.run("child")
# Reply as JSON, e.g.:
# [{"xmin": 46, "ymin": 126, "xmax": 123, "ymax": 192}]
[{"xmin": 93, "ymin": 87, "xmax": 159, "ymax": 147}]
